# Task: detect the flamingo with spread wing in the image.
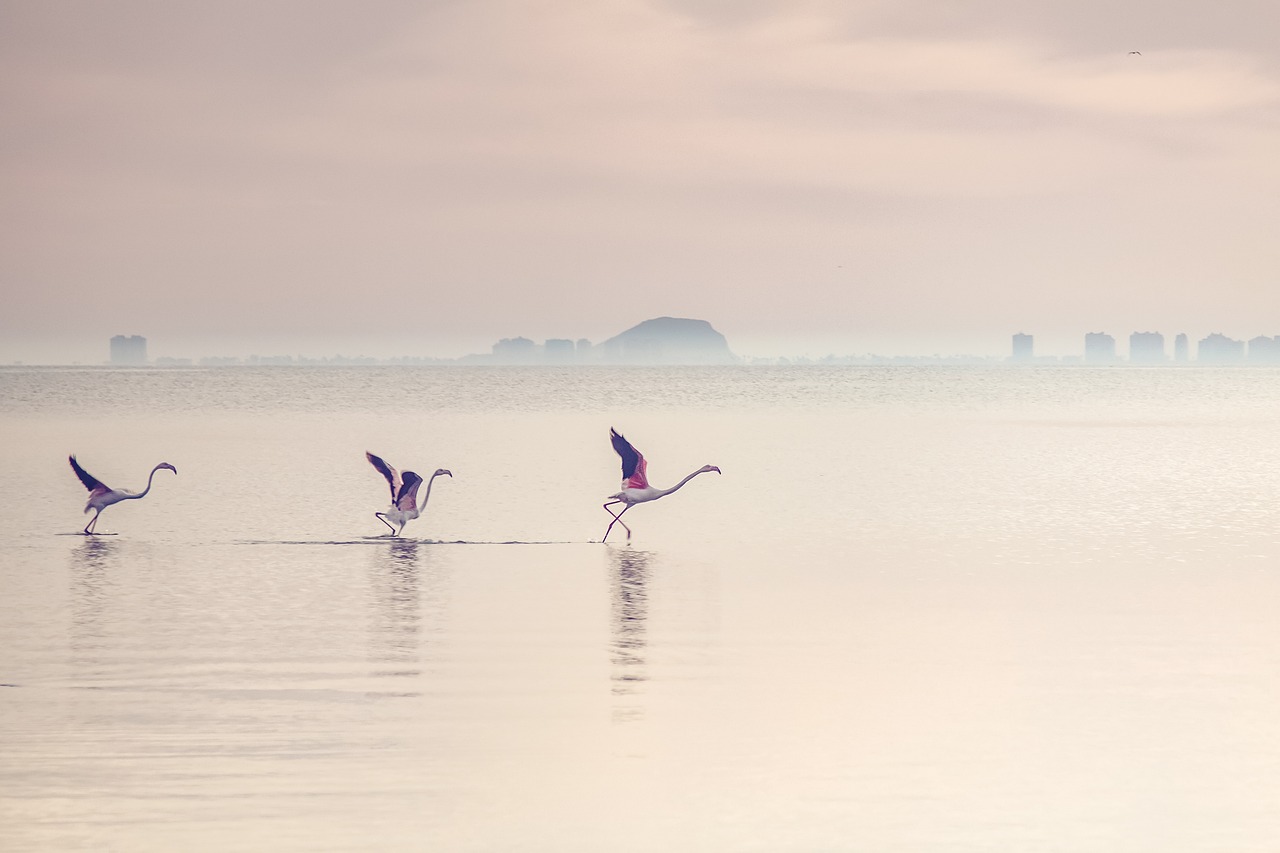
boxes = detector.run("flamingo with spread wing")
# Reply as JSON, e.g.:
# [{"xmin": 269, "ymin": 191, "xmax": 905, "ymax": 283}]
[
  {"xmin": 69, "ymin": 455, "xmax": 177, "ymax": 535},
  {"xmin": 602, "ymin": 429, "xmax": 720, "ymax": 543},
  {"xmin": 366, "ymin": 451, "xmax": 451, "ymax": 536}
]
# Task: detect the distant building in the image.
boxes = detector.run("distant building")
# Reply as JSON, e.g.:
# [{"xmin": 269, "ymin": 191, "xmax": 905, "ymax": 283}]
[
  {"xmin": 110, "ymin": 335, "xmax": 147, "ymax": 365},
  {"xmin": 1247, "ymin": 335, "xmax": 1280, "ymax": 363},
  {"xmin": 1197, "ymin": 333, "xmax": 1245, "ymax": 364},
  {"xmin": 1084, "ymin": 332, "xmax": 1116, "ymax": 364},
  {"xmin": 1174, "ymin": 333, "xmax": 1189, "ymax": 363},
  {"xmin": 1129, "ymin": 331, "xmax": 1165, "ymax": 364},
  {"xmin": 492, "ymin": 336, "xmax": 537, "ymax": 363},
  {"xmin": 544, "ymin": 338, "xmax": 575, "ymax": 363},
  {"xmin": 575, "ymin": 339, "xmax": 592, "ymax": 360},
  {"xmin": 1010, "ymin": 333, "xmax": 1034, "ymax": 362}
]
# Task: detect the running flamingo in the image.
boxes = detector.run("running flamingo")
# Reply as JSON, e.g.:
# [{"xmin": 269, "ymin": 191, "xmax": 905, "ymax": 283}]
[
  {"xmin": 366, "ymin": 451, "xmax": 452, "ymax": 536},
  {"xmin": 69, "ymin": 455, "xmax": 177, "ymax": 535},
  {"xmin": 603, "ymin": 429, "xmax": 720, "ymax": 543}
]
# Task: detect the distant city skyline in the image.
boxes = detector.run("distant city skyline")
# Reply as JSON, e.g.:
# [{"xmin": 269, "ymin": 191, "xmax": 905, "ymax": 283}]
[
  {"xmin": 1010, "ymin": 330, "xmax": 1280, "ymax": 364},
  {"xmin": 11, "ymin": 322, "xmax": 1280, "ymax": 367},
  {"xmin": 13, "ymin": 320, "xmax": 1280, "ymax": 367}
]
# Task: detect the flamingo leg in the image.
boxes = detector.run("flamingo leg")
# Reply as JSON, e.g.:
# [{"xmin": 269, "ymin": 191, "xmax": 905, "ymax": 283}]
[
  {"xmin": 84, "ymin": 509, "xmax": 101, "ymax": 535},
  {"xmin": 602, "ymin": 501, "xmax": 632, "ymax": 543},
  {"xmin": 374, "ymin": 512, "xmax": 396, "ymax": 535},
  {"xmin": 602, "ymin": 501, "xmax": 621, "ymax": 541}
]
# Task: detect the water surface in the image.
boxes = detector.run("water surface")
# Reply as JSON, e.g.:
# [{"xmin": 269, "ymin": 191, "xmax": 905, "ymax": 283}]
[{"xmin": 2, "ymin": 366, "xmax": 1279, "ymax": 851}]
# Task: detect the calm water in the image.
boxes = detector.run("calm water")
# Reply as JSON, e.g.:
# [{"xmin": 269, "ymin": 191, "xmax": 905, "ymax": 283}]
[{"xmin": 2, "ymin": 365, "xmax": 1279, "ymax": 851}]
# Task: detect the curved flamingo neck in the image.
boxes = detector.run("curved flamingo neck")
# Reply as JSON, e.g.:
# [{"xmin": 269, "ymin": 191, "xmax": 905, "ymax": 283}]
[
  {"xmin": 657, "ymin": 468, "xmax": 712, "ymax": 498},
  {"xmin": 421, "ymin": 471, "xmax": 446, "ymax": 507},
  {"xmin": 128, "ymin": 465, "xmax": 167, "ymax": 499}
]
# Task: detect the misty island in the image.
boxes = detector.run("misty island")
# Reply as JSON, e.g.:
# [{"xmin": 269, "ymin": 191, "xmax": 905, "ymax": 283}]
[{"xmin": 476, "ymin": 317, "xmax": 737, "ymax": 365}]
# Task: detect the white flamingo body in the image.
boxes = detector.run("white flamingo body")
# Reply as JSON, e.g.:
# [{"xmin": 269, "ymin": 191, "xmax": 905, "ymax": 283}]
[
  {"xmin": 69, "ymin": 455, "xmax": 177, "ymax": 534},
  {"xmin": 379, "ymin": 504, "xmax": 419, "ymax": 534},
  {"xmin": 603, "ymin": 428, "xmax": 720, "ymax": 543},
  {"xmin": 611, "ymin": 485, "xmax": 671, "ymax": 506},
  {"xmin": 367, "ymin": 451, "xmax": 452, "ymax": 536}
]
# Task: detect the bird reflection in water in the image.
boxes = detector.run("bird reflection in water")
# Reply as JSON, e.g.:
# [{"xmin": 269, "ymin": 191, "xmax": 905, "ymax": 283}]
[
  {"xmin": 610, "ymin": 549, "xmax": 653, "ymax": 723},
  {"xmin": 69, "ymin": 537, "xmax": 122, "ymax": 661},
  {"xmin": 367, "ymin": 538, "xmax": 439, "ymax": 683}
]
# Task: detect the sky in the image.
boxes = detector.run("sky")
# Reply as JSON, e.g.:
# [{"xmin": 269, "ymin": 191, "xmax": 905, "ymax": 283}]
[{"xmin": 2, "ymin": 0, "xmax": 1278, "ymax": 363}]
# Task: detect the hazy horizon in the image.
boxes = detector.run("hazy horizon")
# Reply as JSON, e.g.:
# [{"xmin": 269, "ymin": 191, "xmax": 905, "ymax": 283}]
[
  {"xmin": 3, "ymin": 2, "xmax": 1277, "ymax": 364},
  {"xmin": 5, "ymin": 323, "xmax": 1277, "ymax": 366}
]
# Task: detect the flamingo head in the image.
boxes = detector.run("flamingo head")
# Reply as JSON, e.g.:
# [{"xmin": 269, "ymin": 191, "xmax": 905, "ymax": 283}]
[
  {"xmin": 159, "ymin": 463, "xmax": 178, "ymax": 475},
  {"xmin": 701, "ymin": 465, "xmax": 721, "ymax": 475},
  {"xmin": 433, "ymin": 469, "xmax": 453, "ymax": 479}
]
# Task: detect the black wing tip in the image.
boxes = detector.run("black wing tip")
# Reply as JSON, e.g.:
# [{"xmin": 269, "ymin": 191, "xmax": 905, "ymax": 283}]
[
  {"xmin": 366, "ymin": 452, "xmax": 398, "ymax": 497},
  {"xmin": 610, "ymin": 428, "xmax": 638, "ymax": 449},
  {"xmin": 609, "ymin": 429, "xmax": 641, "ymax": 479},
  {"xmin": 68, "ymin": 455, "xmax": 100, "ymax": 490}
]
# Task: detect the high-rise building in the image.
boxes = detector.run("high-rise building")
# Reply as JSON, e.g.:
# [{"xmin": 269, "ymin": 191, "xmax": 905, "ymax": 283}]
[
  {"xmin": 1129, "ymin": 331, "xmax": 1165, "ymax": 364},
  {"xmin": 543, "ymin": 338, "xmax": 575, "ymax": 362},
  {"xmin": 1084, "ymin": 332, "xmax": 1116, "ymax": 364},
  {"xmin": 1247, "ymin": 335, "xmax": 1280, "ymax": 363},
  {"xmin": 1011, "ymin": 333, "xmax": 1033, "ymax": 362},
  {"xmin": 109, "ymin": 335, "xmax": 147, "ymax": 365},
  {"xmin": 491, "ymin": 336, "xmax": 536, "ymax": 363},
  {"xmin": 1197, "ymin": 333, "xmax": 1245, "ymax": 364},
  {"xmin": 1174, "ymin": 333, "xmax": 1189, "ymax": 363}
]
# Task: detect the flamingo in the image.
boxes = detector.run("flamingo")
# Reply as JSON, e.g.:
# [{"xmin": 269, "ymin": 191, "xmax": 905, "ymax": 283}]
[
  {"xmin": 603, "ymin": 428, "xmax": 720, "ymax": 543},
  {"xmin": 69, "ymin": 455, "xmax": 177, "ymax": 535},
  {"xmin": 366, "ymin": 451, "xmax": 452, "ymax": 536}
]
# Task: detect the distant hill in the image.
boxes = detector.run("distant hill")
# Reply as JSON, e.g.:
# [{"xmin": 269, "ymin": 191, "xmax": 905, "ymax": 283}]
[{"xmin": 598, "ymin": 317, "xmax": 736, "ymax": 365}]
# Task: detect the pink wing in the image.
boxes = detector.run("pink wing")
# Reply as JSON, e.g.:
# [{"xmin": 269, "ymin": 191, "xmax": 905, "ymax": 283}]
[
  {"xmin": 610, "ymin": 429, "xmax": 649, "ymax": 490},
  {"xmin": 626, "ymin": 454, "xmax": 648, "ymax": 490},
  {"xmin": 396, "ymin": 472, "xmax": 424, "ymax": 512}
]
